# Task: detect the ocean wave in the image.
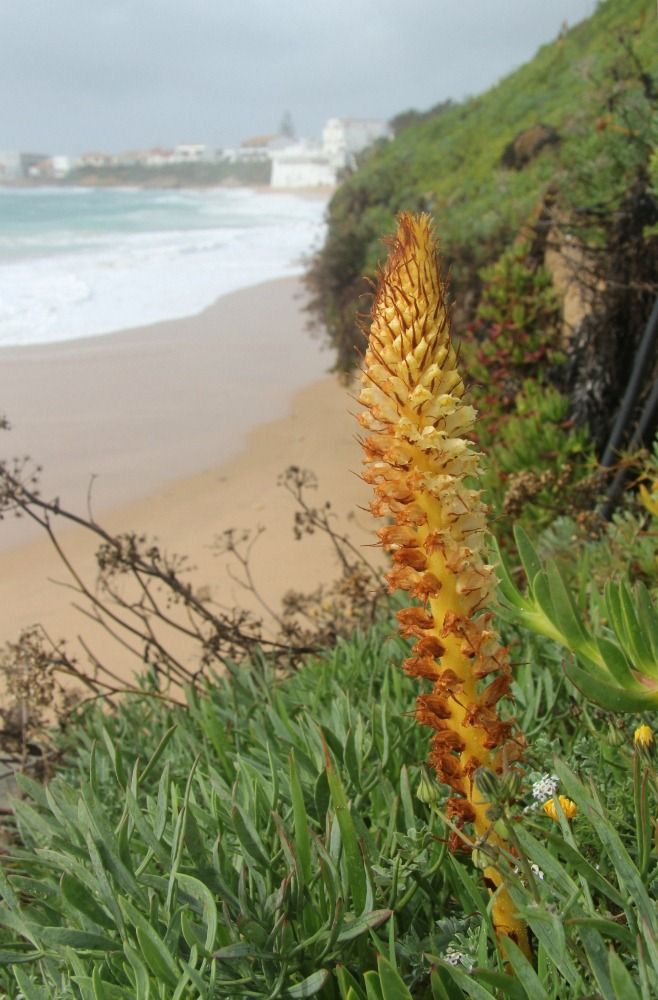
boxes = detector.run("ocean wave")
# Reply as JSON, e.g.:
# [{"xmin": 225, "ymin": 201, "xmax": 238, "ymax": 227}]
[{"xmin": 0, "ymin": 188, "xmax": 327, "ymax": 347}]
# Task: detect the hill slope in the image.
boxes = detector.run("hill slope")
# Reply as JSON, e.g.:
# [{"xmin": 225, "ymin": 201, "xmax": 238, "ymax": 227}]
[{"xmin": 307, "ymin": 0, "xmax": 658, "ymax": 374}]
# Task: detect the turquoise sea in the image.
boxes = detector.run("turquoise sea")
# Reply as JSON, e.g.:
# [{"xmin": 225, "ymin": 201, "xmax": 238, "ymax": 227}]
[{"xmin": 0, "ymin": 186, "xmax": 326, "ymax": 347}]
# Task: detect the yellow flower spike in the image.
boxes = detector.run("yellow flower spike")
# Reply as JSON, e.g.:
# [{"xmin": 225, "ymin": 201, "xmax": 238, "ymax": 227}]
[
  {"xmin": 359, "ymin": 213, "xmax": 528, "ymax": 957},
  {"xmin": 543, "ymin": 796, "xmax": 578, "ymax": 822},
  {"xmin": 634, "ymin": 724, "xmax": 654, "ymax": 749}
]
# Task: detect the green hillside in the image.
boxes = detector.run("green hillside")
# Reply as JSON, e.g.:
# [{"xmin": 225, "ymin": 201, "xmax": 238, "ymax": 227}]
[{"xmin": 307, "ymin": 0, "xmax": 658, "ymax": 373}]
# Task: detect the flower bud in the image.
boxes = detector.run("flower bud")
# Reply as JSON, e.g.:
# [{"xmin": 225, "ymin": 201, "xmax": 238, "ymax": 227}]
[
  {"xmin": 634, "ymin": 724, "xmax": 654, "ymax": 750},
  {"xmin": 471, "ymin": 848, "xmax": 490, "ymax": 870},
  {"xmin": 500, "ymin": 770, "xmax": 523, "ymax": 803},
  {"xmin": 416, "ymin": 768, "xmax": 439, "ymax": 805},
  {"xmin": 474, "ymin": 767, "xmax": 501, "ymax": 801},
  {"xmin": 543, "ymin": 796, "xmax": 577, "ymax": 822},
  {"xmin": 606, "ymin": 723, "xmax": 625, "ymax": 747}
]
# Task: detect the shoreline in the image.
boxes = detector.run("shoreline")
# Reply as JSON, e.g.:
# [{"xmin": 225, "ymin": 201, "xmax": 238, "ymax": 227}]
[
  {"xmin": 0, "ymin": 276, "xmax": 377, "ymax": 681},
  {"xmin": 0, "ymin": 186, "xmax": 329, "ymax": 352},
  {"xmin": 0, "ymin": 275, "xmax": 332, "ymax": 550},
  {"xmin": 0, "ymin": 179, "xmax": 334, "ymax": 197}
]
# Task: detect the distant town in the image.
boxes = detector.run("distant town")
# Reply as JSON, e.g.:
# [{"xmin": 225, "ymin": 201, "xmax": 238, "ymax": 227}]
[{"xmin": 0, "ymin": 117, "xmax": 392, "ymax": 189}]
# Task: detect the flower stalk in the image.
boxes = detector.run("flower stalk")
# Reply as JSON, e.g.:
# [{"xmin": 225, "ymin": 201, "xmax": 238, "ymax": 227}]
[{"xmin": 359, "ymin": 213, "xmax": 528, "ymax": 954}]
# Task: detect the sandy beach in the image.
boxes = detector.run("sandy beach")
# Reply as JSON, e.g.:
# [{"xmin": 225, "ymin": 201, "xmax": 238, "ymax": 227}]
[
  {"xmin": 0, "ymin": 277, "xmax": 379, "ymax": 684},
  {"xmin": 0, "ymin": 276, "xmax": 335, "ymax": 541}
]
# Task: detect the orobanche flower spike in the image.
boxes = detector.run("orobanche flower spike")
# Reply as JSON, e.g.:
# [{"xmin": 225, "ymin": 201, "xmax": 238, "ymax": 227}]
[{"xmin": 359, "ymin": 213, "xmax": 527, "ymax": 952}]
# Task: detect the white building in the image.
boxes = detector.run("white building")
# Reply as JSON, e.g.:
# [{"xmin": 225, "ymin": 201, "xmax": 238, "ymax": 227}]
[
  {"xmin": 145, "ymin": 147, "xmax": 175, "ymax": 167},
  {"xmin": 0, "ymin": 151, "xmax": 22, "ymax": 180},
  {"xmin": 79, "ymin": 152, "xmax": 116, "ymax": 169},
  {"xmin": 172, "ymin": 143, "xmax": 215, "ymax": 163},
  {"xmin": 223, "ymin": 133, "xmax": 291, "ymax": 164},
  {"xmin": 0, "ymin": 151, "xmax": 50, "ymax": 180},
  {"xmin": 270, "ymin": 117, "xmax": 392, "ymax": 189},
  {"xmin": 322, "ymin": 118, "xmax": 392, "ymax": 172},
  {"xmin": 270, "ymin": 142, "xmax": 335, "ymax": 188},
  {"xmin": 51, "ymin": 155, "xmax": 74, "ymax": 178}
]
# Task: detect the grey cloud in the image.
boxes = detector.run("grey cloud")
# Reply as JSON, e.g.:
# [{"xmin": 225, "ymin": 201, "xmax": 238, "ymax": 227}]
[{"xmin": 0, "ymin": 0, "xmax": 596, "ymax": 154}]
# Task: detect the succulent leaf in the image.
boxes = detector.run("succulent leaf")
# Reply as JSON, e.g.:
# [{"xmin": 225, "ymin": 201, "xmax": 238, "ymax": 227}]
[
  {"xmin": 501, "ymin": 524, "xmax": 658, "ymax": 710},
  {"xmin": 565, "ymin": 659, "xmax": 658, "ymax": 712}
]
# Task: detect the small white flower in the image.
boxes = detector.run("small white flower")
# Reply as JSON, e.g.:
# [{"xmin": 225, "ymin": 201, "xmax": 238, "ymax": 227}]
[
  {"xmin": 532, "ymin": 774, "xmax": 559, "ymax": 802},
  {"xmin": 444, "ymin": 946, "xmax": 465, "ymax": 966},
  {"xmin": 513, "ymin": 862, "xmax": 545, "ymax": 882}
]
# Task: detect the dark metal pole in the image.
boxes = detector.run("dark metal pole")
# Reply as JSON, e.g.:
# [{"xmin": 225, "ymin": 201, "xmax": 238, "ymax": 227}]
[
  {"xmin": 600, "ymin": 295, "xmax": 658, "ymax": 468},
  {"xmin": 601, "ymin": 373, "xmax": 658, "ymax": 520}
]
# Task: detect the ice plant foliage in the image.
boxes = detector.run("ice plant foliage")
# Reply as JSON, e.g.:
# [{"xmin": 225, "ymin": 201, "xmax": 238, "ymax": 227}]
[
  {"xmin": 359, "ymin": 213, "xmax": 527, "ymax": 951},
  {"xmin": 497, "ymin": 525, "xmax": 658, "ymax": 712}
]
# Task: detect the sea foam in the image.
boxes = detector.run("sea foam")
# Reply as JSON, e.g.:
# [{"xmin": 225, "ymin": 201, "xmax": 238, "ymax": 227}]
[{"xmin": 0, "ymin": 187, "xmax": 327, "ymax": 347}]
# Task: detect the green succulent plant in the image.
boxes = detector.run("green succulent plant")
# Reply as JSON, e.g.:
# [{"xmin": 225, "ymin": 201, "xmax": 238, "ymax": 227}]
[{"xmin": 496, "ymin": 525, "xmax": 658, "ymax": 712}]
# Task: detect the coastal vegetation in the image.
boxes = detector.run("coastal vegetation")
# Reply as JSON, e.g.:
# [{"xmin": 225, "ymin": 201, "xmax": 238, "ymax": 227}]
[
  {"xmin": 64, "ymin": 159, "xmax": 271, "ymax": 188},
  {"xmin": 1, "ymin": 0, "xmax": 658, "ymax": 997},
  {"xmin": 306, "ymin": 0, "xmax": 658, "ymax": 407}
]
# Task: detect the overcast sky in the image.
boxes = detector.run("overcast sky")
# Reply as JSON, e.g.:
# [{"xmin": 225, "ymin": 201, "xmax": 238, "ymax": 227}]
[{"xmin": 3, "ymin": 0, "xmax": 597, "ymax": 155}]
